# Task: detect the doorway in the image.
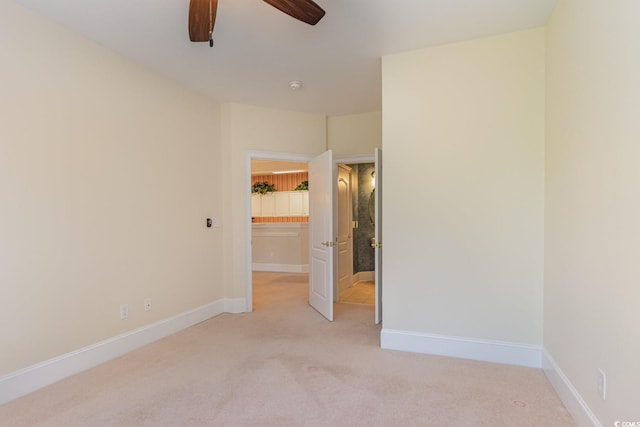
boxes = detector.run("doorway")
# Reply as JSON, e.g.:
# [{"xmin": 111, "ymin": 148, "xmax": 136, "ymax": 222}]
[
  {"xmin": 335, "ymin": 161, "xmax": 376, "ymax": 307},
  {"xmin": 245, "ymin": 151, "xmax": 313, "ymax": 313},
  {"xmin": 245, "ymin": 151, "xmax": 381, "ymax": 323},
  {"xmin": 336, "ymin": 164, "xmax": 354, "ymax": 300},
  {"xmin": 249, "ymin": 156, "xmax": 312, "ymax": 310}
]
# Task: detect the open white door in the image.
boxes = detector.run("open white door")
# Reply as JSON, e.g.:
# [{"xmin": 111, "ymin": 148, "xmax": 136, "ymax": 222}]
[
  {"xmin": 374, "ymin": 148, "xmax": 382, "ymax": 324},
  {"xmin": 309, "ymin": 150, "xmax": 334, "ymax": 321}
]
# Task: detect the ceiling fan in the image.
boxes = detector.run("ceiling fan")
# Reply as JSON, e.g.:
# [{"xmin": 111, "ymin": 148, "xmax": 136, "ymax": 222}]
[{"xmin": 189, "ymin": 0, "xmax": 326, "ymax": 47}]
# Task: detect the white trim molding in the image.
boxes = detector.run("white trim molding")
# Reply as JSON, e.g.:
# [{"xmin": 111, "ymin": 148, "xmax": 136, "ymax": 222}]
[
  {"xmin": 0, "ymin": 297, "xmax": 245, "ymax": 405},
  {"xmin": 542, "ymin": 349, "xmax": 602, "ymax": 427},
  {"xmin": 334, "ymin": 154, "xmax": 375, "ymax": 164},
  {"xmin": 223, "ymin": 298, "xmax": 248, "ymax": 314},
  {"xmin": 252, "ymin": 231, "xmax": 300, "ymax": 237},
  {"xmin": 380, "ymin": 329, "xmax": 542, "ymax": 368},
  {"xmin": 353, "ymin": 271, "xmax": 374, "ymax": 283},
  {"xmin": 252, "ymin": 263, "xmax": 309, "ymax": 273}
]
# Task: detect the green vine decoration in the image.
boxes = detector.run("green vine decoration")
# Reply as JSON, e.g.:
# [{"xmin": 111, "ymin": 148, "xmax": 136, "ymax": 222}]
[
  {"xmin": 251, "ymin": 181, "xmax": 276, "ymax": 194},
  {"xmin": 294, "ymin": 180, "xmax": 308, "ymax": 191}
]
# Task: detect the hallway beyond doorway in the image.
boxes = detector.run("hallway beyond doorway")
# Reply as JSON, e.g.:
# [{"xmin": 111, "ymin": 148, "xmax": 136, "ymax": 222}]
[
  {"xmin": 339, "ymin": 281, "xmax": 374, "ymax": 305},
  {"xmin": 252, "ymin": 271, "xmax": 375, "ymax": 321}
]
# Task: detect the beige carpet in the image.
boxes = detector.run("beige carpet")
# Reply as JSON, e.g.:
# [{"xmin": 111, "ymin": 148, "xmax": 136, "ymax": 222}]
[
  {"xmin": 0, "ymin": 272, "xmax": 575, "ymax": 426},
  {"xmin": 339, "ymin": 281, "xmax": 375, "ymax": 305}
]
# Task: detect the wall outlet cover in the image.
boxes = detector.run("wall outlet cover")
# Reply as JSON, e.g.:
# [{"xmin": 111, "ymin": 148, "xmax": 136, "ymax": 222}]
[
  {"xmin": 597, "ymin": 368, "xmax": 606, "ymax": 400},
  {"xmin": 120, "ymin": 304, "xmax": 129, "ymax": 320}
]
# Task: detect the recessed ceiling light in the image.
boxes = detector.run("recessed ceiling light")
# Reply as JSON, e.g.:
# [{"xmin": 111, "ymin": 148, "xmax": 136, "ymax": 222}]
[{"xmin": 288, "ymin": 80, "xmax": 302, "ymax": 90}]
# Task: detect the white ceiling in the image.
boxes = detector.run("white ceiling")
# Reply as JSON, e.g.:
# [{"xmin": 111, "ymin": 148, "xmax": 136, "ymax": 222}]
[
  {"xmin": 251, "ymin": 160, "xmax": 308, "ymax": 175},
  {"xmin": 15, "ymin": 0, "xmax": 557, "ymax": 116}
]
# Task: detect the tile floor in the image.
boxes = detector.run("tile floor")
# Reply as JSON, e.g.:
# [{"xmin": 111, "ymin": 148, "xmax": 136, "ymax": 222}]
[{"xmin": 338, "ymin": 281, "xmax": 375, "ymax": 305}]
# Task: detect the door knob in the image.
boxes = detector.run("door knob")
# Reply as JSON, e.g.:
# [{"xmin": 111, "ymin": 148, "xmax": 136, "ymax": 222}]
[{"xmin": 321, "ymin": 241, "xmax": 334, "ymax": 247}]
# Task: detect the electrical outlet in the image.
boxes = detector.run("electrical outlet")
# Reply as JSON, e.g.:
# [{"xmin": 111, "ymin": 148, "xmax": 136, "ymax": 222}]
[
  {"xmin": 144, "ymin": 298, "xmax": 152, "ymax": 312},
  {"xmin": 597, "ymin": 368, "xmax": 606, "ymax": 400},
  {"xmin": 120, "ymin": 304, "xmax": 129, "ymax": 320}
]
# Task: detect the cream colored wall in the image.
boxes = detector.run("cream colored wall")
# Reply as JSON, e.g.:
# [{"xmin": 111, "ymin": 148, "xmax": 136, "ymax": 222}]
[
  {"xmin": 382, "ymin": 29, "xmax": 545, "ymax": 344},
  {"xmin": 327, "ymin": 112, "xmax": 382, "ymax": 156},
  {"xmin": 545, "ymin": 1, "xmax": 640, "ymax": 424},
  {"xmin": 0, "ymin": 1, "xmax": 223, "ymax": 375},
  {"xmin": 220, "ymin": 104, "xmax": 326, "ymax": 298}
]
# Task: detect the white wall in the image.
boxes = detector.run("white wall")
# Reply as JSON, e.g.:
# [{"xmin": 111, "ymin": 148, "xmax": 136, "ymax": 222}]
[
  {"xmin": 220, "ymin": 104, "xmax": 326, "ymax": 299},
  {"xmin": 381, "ymin": 29, "xmax": 545, "ymax": 349},
  {"xmin": 328, "ymin": 112, "xmax": 382, "ymax": 156},
  {"xmin": 0, "ymin": 1, "xmax": 223, "ymax": 376},
  {"xmin": 545, "ymin": 0, "xmax": 640, "ymax": 424},
  {"xmin": 252, "ymin": 224, "xmax": 309, "ymax": 272}
]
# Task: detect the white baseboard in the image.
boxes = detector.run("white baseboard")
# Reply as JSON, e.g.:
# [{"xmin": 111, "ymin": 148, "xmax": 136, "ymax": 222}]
[
  {"xmin": 252, "ymin": 263, "xmax": 309, "ymax": 273},
  {"xmin": 542, "ymin": 349, "xmax": 602, "ymax": 427},
  {"xmin": 223, "ymin": 297, "xmax": 247, "ymax": 314},
  {"xmin": 380, "ymin": 329, "xmax": 542, "ymax": 368},
  {"xmin": 0, "ymin": 297, "xmax": 246, "ymax": 405},
  {"xmin": 353, "ymin": 271, "xmax": 374, "ymax": 283}
]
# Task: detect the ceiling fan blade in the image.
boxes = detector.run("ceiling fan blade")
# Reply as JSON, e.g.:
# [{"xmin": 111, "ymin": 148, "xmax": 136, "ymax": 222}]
[
  {"xmin": 189, "ymin": 0, "xmax": 218, "ymax": 42},
  {"xmin": 263, "ymin": 0, "xmax": 325, "ymax": 26}
]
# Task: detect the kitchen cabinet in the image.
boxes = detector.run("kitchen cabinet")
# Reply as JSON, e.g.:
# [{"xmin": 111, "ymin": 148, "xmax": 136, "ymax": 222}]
[{"xmin": 251, "ymin": 191, "xmax": 308, "ymax": 217}]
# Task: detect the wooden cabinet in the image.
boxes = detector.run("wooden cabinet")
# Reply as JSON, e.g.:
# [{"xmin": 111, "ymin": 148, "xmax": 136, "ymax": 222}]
[{"xmin": 251, "ymin": 191, "xmax": 308, "ymax": 217}]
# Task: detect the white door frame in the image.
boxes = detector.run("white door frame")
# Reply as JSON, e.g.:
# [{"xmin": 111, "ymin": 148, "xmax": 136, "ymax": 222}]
[
  {"xmin": 244, "ymin": 150, "xmax": 314, "ymax": 312},
  {"xmin": 374, "ymin": 148, "xmax": 382, "ymax": 324}
]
